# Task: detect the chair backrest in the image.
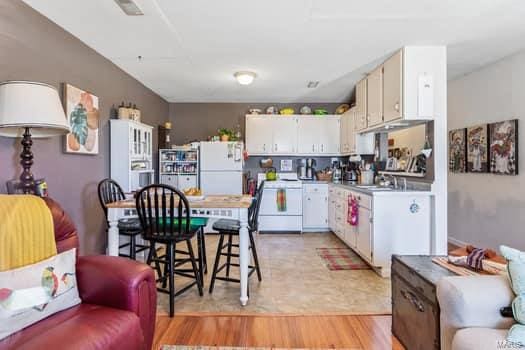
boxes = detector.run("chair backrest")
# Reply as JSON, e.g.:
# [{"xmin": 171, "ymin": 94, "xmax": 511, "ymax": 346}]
[
  {"xmin": 135, "ymin": 184, "xmax": 192, "ymax": 241},
  {"xmin": 97, "ymin": 178, "xmax": 126, "ymax": 219},
  {"xmin": 249, "ymin": 181, "xmax": 264, "ymax": 232}
]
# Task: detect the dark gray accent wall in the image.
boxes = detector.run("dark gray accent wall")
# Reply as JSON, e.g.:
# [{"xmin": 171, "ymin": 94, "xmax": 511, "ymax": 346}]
[{"xmin": 0, "ymin": 0, "xmax": 169, "ymax": 254}]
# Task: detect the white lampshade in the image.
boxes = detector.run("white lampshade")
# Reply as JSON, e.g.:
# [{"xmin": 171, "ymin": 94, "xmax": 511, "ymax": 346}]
[{"xmin": 0, "ymin": 81, "xmax": 70, "ymax": 138}]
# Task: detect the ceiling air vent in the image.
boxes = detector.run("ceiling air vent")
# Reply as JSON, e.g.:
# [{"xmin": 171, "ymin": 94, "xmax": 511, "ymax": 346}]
[
  {"xmin": 307, "ymin": 81, "xmax": 320, "ymax": 88},
  {"xmin": 114, "ymin": 0, "xmax": 144, "ymax": 16}
]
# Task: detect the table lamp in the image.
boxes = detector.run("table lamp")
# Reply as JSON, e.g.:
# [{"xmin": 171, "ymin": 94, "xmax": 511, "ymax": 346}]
[{"xmin": 0, "ymin": 81, "xmax": 70, "ymax": 194}]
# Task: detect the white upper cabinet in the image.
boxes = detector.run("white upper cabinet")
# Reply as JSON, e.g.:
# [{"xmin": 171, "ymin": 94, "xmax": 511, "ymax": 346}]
[
  {"xmin": 339, "ymin": 112, "xmax": 350, "ymax": 154},
  {"xmin": 359, "ymin": 46, "xmax": 446, "ymax": 130},
  {"xmin": 355, "ymin": 79, "xmax": 368, "ymax": 131},
  {"xmin": 320, "ymin": 116, "xmax": 340, "ymax": 154},
  {"xmin": 272, "ymin": 116, "xmax": 297, "ymax": 154},
  {"xmin": 297, "ymin": 116, "xmax": 340, "ymax": 155},
  {"xmin": 245, "ymin": 116, "xmax": 273, "ymax": 154},
  {"xmin": 383, "ymin": 49, "xmax": 403, "ymax": 122},
  {"xmin": 366, "ymin": 66, "xmax": 383, "ymax": 127},
  {"xmin": 297, "ymin": 116, "xmax": 320, "ymax": 154}
]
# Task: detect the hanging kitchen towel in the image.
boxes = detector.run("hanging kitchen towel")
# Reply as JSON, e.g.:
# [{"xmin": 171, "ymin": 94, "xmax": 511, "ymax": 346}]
[
  {"xmin": 347, "ymin": 195, "xmax": 358, "ymax": 226},
  {"xmin": 276, "ymin": 188, "xmax": 287, "ymax": 212}
]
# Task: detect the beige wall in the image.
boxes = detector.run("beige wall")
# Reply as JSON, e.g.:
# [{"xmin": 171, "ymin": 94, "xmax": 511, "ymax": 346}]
[
  {"xmin": 0, "ymin": 0, "xmax": 169, "ymax": 254},
  {"xmin": 448, "ymin": 49, "xmax": 525, "ymax": 250}
]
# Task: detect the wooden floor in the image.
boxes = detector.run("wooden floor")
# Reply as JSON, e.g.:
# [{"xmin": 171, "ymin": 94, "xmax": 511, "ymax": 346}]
[{"xmin": 153, "ymin": 315, "xmax": 404, "ymax": 350}]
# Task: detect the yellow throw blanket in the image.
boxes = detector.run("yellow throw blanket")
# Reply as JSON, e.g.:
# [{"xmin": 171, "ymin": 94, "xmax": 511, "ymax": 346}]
[{"xmin": 0, "ymin": 195, "xmax": 56, "ymax": 271}]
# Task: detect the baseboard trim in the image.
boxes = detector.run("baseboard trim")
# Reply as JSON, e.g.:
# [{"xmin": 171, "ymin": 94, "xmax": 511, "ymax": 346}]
[{"xmin": 448, "ymin": 236, "xmax": 468, "ymax": 247}]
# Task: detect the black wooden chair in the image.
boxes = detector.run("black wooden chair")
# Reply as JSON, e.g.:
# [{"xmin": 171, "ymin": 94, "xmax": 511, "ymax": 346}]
[
  {"xmin": 135, "ymin": 184, "xmax": 203, "ymax": 317},
  {"xmin": 97, "ymin": 178, "xmax": 149, "ymax": 260},
  {"xmin": 208, "ymin": 182, "xmax": 264, "ymax": 293}
]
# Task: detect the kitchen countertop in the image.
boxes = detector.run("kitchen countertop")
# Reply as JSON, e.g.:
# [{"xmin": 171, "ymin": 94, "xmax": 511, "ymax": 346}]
[{"xmin": 302, "ymin": 180, "xmax": 431, "ymax": 196}]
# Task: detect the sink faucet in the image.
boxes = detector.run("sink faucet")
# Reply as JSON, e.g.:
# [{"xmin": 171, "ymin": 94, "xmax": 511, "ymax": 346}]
[
  {"xmin": 388, "ymin": 175, "xmax": 398, "ymax": 189},
  {"xmin": 399, "ymin": 177, "xmax": 407, "ymax": 191}
]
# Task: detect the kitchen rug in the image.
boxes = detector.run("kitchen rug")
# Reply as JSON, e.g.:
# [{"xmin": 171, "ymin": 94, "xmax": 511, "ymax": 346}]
[{"xmin": 316, "ymin": 248, "xmax": 370, "ymax": 271}]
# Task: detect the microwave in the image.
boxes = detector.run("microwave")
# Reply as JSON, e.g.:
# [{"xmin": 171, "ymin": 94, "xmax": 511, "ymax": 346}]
[{"xmin": 130, "ymin": 170, "xmax": 154, "ymax": 191}]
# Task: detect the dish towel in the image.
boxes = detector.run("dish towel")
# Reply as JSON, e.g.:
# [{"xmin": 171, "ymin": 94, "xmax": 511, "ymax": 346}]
[
  {"xmin": 348, "ymin": 195, "xmax": 358, "ymax": 226},
  {"xmin": 276, "ymin": 188, "xmax": 287, "ymax": 212},
  {"xmin": 0, "ymin": 195, "xmax": 57, "ymax": 271}
]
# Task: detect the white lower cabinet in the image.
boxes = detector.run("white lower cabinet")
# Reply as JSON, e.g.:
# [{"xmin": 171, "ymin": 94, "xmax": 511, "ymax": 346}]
[
  {"xmin": 328, "ymin": 184, "xmax": 432, "ymax": 277},
  {"xmin": 302, "ymin": 183, "xmax": 329, "ymax": 231}
]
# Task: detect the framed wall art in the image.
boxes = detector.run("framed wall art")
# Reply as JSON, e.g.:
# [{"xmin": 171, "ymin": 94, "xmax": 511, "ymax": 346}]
[
  {"xmin": 64, "ymin": 83, "xmax": 99, "ymax": 155},
  {"xmin": 449, "ymin": 128, "xmax": 467, "ymax": 173},
  {"xmin": 489, "ymin": 119, "xmax": 518, "ymax": 175},
  {"xmin": 467, "ymin": 124, "xmax": 488, "ymax": 173}
]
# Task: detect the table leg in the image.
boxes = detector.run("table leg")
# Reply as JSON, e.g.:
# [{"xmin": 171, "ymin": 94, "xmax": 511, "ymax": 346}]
[
  {"xmin": 239, "ymin": 207, "xmax": 249, "ymax": 306},
  {"xmin": 107, "ymin": 208, "xmax": 120, "ymax": 256}
]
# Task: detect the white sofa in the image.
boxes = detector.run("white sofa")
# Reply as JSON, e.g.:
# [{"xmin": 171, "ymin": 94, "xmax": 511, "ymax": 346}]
[{"xmin": 437, "ymin": 275, "xmax": 516, "ymax": 350}]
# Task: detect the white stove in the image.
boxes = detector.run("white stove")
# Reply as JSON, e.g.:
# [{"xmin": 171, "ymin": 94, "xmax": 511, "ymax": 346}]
[{"xmin": 257, "ymin": 173, "xmax": 303, "ymax": 232}]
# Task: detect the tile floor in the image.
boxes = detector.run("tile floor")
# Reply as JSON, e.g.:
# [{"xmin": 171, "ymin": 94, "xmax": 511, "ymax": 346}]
[{"xmin": 156, "ymin": 232, "xmax": 391, "ymax": 315}]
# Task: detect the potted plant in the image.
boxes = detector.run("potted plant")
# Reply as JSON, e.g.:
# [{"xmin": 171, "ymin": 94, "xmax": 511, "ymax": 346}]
[{"xmin": 218, "ymin": 128, "xmax": 233, "ymax": 142}]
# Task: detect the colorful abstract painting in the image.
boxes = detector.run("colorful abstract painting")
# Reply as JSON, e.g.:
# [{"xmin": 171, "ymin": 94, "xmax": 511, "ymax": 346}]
[
  {"xmin": 489, "ymin": 119, "xmax": 518, "ymax": 175},
  {"xmin": 64, "ymin": 84, "xmax": 99, "ymax": 154},
  {"xmin": 467, "ymin": 124, "xmax": 488, "ymax": 172},
  {"xmin": 449, "ymin": 128, "xmax": 467, "ymax": 173}
]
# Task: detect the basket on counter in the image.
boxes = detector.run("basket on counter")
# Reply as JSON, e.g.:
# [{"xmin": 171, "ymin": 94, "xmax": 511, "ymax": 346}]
[{"xmin": 316, "ymin": 171, "xmax": 333, "ymax": 181}]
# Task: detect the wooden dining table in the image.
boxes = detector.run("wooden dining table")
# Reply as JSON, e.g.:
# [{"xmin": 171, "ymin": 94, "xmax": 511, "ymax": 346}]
[{"xmin": 106, "ymin": 194, "xmax": 254, "ymax": 306}]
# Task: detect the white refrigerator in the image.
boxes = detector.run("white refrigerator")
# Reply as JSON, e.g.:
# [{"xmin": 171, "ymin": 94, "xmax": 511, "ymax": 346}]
[{"xmin": 200, "ymin": 141, "xmax": 243, "ymax": 195}]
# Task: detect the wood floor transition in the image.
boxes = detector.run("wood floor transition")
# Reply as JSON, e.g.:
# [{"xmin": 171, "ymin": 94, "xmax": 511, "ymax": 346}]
[{"xmin": 153, "ymin": 314, "xmax": 404, "ymax": 350}]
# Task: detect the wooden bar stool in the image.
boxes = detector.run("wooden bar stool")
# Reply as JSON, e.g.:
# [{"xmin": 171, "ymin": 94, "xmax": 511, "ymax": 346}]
[
  {"xmin": 136, "ymin": 184, "xmax": 203, "ymax": 317},
  {"xmin": 98, "ymin": 178, "xmax": 149, "ymax": 260},
  {"xmin": 208, "ymin": 182, "xmax": 264, "ymax": 293}
]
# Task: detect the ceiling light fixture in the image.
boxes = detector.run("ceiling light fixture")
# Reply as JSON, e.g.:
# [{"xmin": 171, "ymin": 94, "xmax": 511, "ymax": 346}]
[
  {"xmin": 114, "ymin": 0, "xmax": 144, "ymax": 16},
  {"xmin": 234, "ymin": 71, "xmax": 256, "ymax": 85}
]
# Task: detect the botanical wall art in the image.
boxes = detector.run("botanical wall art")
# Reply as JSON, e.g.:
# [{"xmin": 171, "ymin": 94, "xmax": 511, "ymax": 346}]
[
  {"xmin": 467, "ymin": 124, "xmax": 488, "ymax": 173},
  {"xmin": 449, "ymin": 128, "xmax": 467, "ymax": 173},
  {"xmin": 64, "ymin": 83, "xmax": 99, "ymax": 155},
  {"xmin": 489, "ymin": 119, "xmax": 518, "ymax": 175}
]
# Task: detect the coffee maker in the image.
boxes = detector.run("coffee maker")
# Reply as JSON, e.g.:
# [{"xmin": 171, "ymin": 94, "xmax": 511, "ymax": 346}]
[{"xmin": 297, "ymin": 158, "xmax": 316, "ymax": 180}]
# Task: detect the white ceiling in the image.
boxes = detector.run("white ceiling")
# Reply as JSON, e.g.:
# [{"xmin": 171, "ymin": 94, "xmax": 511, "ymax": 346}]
[{"xmin": 23, "ymin": 0, "xmax": 525, "ymax": 103}]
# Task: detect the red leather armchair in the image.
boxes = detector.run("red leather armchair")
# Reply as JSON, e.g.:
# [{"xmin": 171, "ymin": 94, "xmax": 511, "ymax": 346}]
[{"xmin": 0, "ymin": 198, "xmax": 157, "ymax": 350}]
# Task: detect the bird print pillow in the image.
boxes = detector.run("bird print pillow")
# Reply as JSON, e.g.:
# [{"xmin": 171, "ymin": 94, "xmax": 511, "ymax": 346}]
[{"xmin": 0, "ymin": 248, "xmax": 81, "ymax": 340}]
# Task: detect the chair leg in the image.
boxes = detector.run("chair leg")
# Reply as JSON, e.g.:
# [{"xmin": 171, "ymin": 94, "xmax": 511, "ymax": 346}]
[
  {"xmin": 129, "ymin": 236, "xmax": 136, "ymax": 260},
  {"xmin": 201, "ymin": 228, "xmax": 208, "ymax": 274},
  {"xmin": 167, "ymin": 242, "xmax": 175, "ymax": 317},
  {"xmin": 249, "ymin": 231, "xmax": 262, "ymax": 282},
  {"xmin": 186, "ymin": 239, "xmax": 203, "ymax": 296},
  {"xmin": 225, "ymin": 233, "xmax": 233, "ymax": 277},
  {"xmin": 197, "ymin": 229, "xmax": 204, "ymax": 287},
  {"xmin": 162, "ymin": 243, "xmax": 169, "ymax": 289},
  {"xmin": 209, "ymin": 233, "xmax": 224, "ymax": 294},
  {"xmin": 147, "ymin": 242, "xmax": 162, "ymax": 280}
]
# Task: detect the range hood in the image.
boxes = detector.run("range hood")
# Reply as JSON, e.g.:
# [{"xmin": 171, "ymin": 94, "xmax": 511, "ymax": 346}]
[{"xmin": 359, "ymin": 119, "xmax": 429, "ymax": 134}]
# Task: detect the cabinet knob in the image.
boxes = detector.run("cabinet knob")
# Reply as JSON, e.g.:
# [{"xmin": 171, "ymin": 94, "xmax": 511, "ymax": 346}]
[
  {"xmin": 275, "ymin": 144, "xmax": 278, "ymax": 151},
  {"xmin": 394, "ymin": 102, "xmax": 400, "ymax": 112}
]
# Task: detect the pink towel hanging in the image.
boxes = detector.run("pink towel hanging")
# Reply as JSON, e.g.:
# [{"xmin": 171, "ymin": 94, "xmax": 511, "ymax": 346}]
[{"xmin": 347, "ymin": 195, "xmax": 358, "ymax": 226}]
